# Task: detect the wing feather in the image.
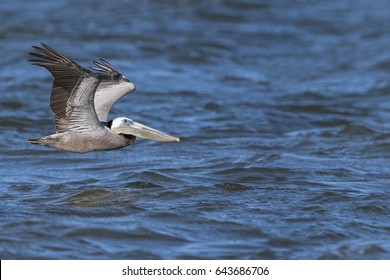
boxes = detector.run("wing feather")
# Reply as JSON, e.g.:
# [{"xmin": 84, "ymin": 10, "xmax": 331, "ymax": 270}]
[
  {"xmin": 92, "ymin": 59, "xmax": 135, "ymax": 122},
  {"xmin": 30, "ymin": 43, "xmax": 102, "ymax": 133}
]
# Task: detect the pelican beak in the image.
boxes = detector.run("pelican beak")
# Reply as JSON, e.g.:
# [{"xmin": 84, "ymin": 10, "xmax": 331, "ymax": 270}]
[{"xmin": 112, "ymin": 121, "xmax": 180, "ymax": 142}]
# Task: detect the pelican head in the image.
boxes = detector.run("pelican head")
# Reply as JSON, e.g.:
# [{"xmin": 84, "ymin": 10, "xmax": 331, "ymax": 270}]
[{"xmin": 109, "ymin": 117, "xmax": 180, "ymax": 142}]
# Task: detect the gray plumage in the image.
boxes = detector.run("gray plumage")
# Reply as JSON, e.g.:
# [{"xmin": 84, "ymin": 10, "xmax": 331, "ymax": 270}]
[{"xmin": 28, "ymin": 43, "xmax": 178, "ymax": 153}]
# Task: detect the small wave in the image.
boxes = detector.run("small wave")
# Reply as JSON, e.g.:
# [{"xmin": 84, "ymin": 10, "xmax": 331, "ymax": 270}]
[
  {"xmin": 65, "ymin": 227, "xmax": 189, "ymax": 243},
  {"xmin": 124, "ymin": 181, "xmax": 164, "ymax": 189},
  {"xmin": 121, "ymin": 171, "xmax": 184, "ymax": 186},
  {"xmin": 353, "ymin": 203, "xmax": 388, "ymax": 214},
  {"xmin": 318, "ymin": 244, "xmax": 388, "ymax": 259},
  {"xmin": 305, "ymin": 191, "xmax": 357, "ymax": 204},
  {"xmin": 267, "ymin": 237, "xmax": 300, "ymax": 248},
  {"xmin": 338, "ymin": 124, "xmax": 377, "ymax": 136},
  {"xmin": 10, "ymin": 184, "xmax": 36, "ymax": 192},
  {"xmin": 215, "ymin": 183, "xmax": 253, "ymax": 191},
  {"xmin": 63, "ymin": 188, "xmax": 141, "ymax": 209}
]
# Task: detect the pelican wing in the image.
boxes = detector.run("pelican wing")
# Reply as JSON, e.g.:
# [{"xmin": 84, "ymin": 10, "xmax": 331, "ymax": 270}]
[
  {"xmin": 30, "ymin": 43, "xmax": 102, "ymax": 133},
  {"xmin": 92, "ymin": 59, "xmax": 135, "ymax": 122}
]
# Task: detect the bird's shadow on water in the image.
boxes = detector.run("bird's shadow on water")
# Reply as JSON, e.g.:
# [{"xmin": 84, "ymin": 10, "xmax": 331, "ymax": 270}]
[{"xmin": 60, "ymin": 181, "xmax": 164, "ymax": 209}]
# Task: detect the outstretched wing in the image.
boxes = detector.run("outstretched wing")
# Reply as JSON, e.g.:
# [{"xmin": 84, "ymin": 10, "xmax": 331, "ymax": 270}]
[
  {"xmin": 30, "ymin": 43, "xmax": 102, "ymax": 133},
  {"xmin": 92, "ymin": 59, "xmax": 135, "ymax": 122}
]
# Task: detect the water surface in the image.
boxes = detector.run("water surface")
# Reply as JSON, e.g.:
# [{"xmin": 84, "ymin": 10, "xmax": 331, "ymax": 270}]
[{"xmin": 1, "ymin": 0, "xmax": 390, "ymax": 259}]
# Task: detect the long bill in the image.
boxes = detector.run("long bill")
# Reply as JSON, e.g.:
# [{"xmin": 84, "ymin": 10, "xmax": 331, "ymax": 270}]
[{"xmin": 112, "ymin": 121, "xmax": 180, "ymax": 142}]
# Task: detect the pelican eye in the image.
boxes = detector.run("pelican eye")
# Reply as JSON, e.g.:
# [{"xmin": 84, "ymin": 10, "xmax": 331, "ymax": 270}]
[{"xmin": 122, "ymin": 119, "xmax": 133, "ymax": 125}]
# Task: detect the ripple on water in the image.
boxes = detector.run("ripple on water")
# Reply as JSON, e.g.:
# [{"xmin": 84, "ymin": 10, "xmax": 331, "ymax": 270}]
[
  {"xmin": 124, "ymin": 181, "xmax": 164, "ymax": 189},
  {"xmin": 352, "ymin": 202, "xmax": 389, "ymax": 214},
  {"xmin": 318, "ymin": 244, "xmax": 388, "ymax": 260},
  {"xmin": 65, "ymin": 227, "xmax": 190, "ymax": 243},
  {"xmin": 338, "ymin": 124, "xmax": 377, "ymax": 136},
  {"xmin": 63, "ymin": 188, "xmax": 139, "ymax": 209},
  {"xmin": 10, "ymin": 184, "xmax": 36, "ymax": 192},
  {"xmin": 214, "ymin": 166, "xmax": 293, "ymax": 181},
  {"xmin": 214, "ymin": 183, "xmax": 253, "ymax": 191},
  {"xmin": 121, "ymin": 171, "xmax": 185, "ymax": 186}
]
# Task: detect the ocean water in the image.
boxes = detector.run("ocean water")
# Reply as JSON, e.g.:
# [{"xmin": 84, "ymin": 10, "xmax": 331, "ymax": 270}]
[{"xmin": 1, "ymin": 0, "xmax": 390, "ymax": 259}]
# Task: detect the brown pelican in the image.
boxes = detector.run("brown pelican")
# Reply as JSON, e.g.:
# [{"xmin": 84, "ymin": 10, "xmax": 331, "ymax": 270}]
[{"xmin": 28, "ymin": 43, "xmax": 179, "ymax": 153}]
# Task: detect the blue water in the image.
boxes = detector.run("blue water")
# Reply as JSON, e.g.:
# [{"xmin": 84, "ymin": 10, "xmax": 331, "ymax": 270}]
[{"xmin": 1, "ymin": 0, "xmax": 390, "ymax": 259}]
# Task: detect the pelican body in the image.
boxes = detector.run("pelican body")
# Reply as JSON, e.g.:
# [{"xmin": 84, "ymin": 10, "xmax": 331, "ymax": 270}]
[{"xmin": 28, "ymin": 43, "xmax": 179, "ymax": 153}]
